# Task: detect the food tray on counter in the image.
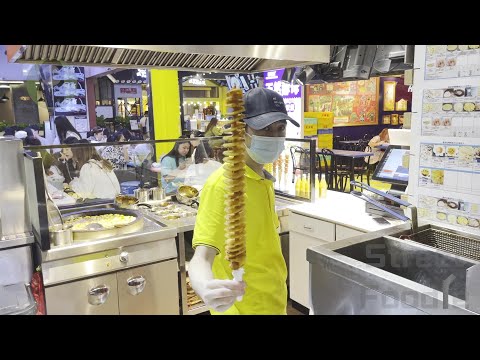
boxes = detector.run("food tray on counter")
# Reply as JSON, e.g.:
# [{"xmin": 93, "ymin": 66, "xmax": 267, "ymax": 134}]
[{"xmin": 62, "ymin": 209, "xmax": 144, "ymax": 241}]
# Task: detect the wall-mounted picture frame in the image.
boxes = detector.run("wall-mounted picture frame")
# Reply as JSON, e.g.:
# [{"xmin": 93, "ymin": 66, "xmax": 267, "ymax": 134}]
[
  {"xmin": 383, "ymin": 81, "xmax": 397, "ymax": 111},
  {"xmin": 399, "ymin": 114, "xmax": 404, "ymax": 124},
  {"xmin": 383, "ymin": 115, "xmax": 391, "ymax": 124},
  {"xmin": 396, "ymin": 98, "xmax": 408, "ymax": 111},
  {"xmin": 391, "ymin": 114, "xmax": 399, "ymax": 125}
]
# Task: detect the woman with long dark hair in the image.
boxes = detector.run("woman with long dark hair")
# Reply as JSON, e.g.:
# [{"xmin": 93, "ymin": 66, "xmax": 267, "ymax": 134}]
[
  {"xmin": 69, "ymin": 146, "xmax": 120, "ymax": 199},
  {"xmin": 53, "ymin": 116, "xmax": 82, "ymax": 145},
  {"xmin": 53, "ymin": 137, "xmax": 81, "ymax": 183},
  {"xmin": 160, "ymin": 139, "xmax": 192, "ymax": 195}
]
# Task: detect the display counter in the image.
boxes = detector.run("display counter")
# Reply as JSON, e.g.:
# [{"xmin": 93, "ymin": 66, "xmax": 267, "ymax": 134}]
[{"xmin": 286, "ymin": 190, "xmax": 404, "ymax": 310}]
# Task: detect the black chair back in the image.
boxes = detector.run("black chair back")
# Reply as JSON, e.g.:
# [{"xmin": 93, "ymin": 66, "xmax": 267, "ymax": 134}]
[{"xmin": 318, "ymin": 148, "xmax": 337, "ymax": 190}]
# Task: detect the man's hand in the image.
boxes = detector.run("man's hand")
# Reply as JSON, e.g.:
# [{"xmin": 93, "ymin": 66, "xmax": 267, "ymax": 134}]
[
  {"xmin": 198, "ymin": 279, "xmax": 246, "ymax": 313},
  {"xmin": 189, "ymin": 246, "xmax": 246, "ymax": 313}
]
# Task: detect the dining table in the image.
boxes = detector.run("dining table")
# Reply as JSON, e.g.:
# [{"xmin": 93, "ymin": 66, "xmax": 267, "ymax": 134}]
[{"xmin": 317, "ymin": 148, "xmax": 374, "ymax": 192}]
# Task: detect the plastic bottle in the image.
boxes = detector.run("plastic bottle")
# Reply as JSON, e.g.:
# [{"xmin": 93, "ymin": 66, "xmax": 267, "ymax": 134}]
[
  {"xmin": 319, "ymin": 174, "xmax": 328, "ymax": 198},
  {"xmin": 305, "ymin": 174, "xmax": 311, "ymax": 199},
  {"xmin": 295, "ymin": 174, "xmax": 302, "ymax": 197},
  {"xmin": 300, "ymin": 174, "xmax": 306, "ymax": 198},
  {"xmin": 315, "ymin": 174, "xmax": 320, "ymax": 197}
]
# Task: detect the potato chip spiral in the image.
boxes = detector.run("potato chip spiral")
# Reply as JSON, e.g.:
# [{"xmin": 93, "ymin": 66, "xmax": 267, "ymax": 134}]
[{"xmin": 223, "ymin": 88, "xmax": 246, "ymax": 270}]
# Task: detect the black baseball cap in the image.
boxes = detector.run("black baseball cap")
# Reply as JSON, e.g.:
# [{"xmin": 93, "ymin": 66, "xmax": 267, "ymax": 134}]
[{"xmin": 243, "ymin": 88, "xmax": 299, "ymax": 130}]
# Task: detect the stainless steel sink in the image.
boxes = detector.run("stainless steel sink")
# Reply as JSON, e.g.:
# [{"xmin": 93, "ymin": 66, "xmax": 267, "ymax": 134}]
[
  {"xmin": 335, "ymin": 236, "xmax": 475, "ymax": 301},
  {"xmin": 307, "ymin": 223, "xmax": 480, "ymax": 315}
]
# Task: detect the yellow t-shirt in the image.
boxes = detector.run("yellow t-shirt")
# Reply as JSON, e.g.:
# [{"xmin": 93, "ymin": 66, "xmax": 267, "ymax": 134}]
[{"xmin": 192, "ymin": 165, "xmax": 287, "ymax": 315}]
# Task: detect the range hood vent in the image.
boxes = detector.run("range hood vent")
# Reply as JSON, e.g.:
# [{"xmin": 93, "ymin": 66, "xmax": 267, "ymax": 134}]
[{"xmin": 7, "ymin": 45, "xmax": 331, "ymax": 73}]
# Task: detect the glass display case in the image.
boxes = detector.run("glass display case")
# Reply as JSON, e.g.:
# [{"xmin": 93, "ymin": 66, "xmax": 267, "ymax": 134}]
[
  {"xmin": 22, "ymin": 135, "xmax": 316, "ymax": 314},
  {"xmin": 272, "ymin": 138, "xmax": 318, "ymax": 202}
]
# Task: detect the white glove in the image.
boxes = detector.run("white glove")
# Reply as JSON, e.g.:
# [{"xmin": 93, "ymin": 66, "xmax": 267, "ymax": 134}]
[{"xmin": 197, "ymin": 279, "xmax": 246, "ymax": 313}]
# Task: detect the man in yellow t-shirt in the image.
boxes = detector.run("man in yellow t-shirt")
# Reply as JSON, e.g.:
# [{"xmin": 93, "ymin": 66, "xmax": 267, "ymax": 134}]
[{"xmin": 189, "ymin": 88, "xmax": 300, "ymax": 314}]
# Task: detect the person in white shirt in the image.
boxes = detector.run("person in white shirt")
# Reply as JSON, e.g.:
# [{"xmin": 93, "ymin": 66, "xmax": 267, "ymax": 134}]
[
  {"xmin": 69, "ymin": 146, "xmax": 120, "ymax": 199},
  {"xmin": 139, "ymin": 111, "xmax": 150, "ymax": 139}
]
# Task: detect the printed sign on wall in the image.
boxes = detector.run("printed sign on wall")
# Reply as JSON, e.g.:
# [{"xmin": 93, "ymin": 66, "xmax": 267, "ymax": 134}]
[{"xmin": 263, "ymin": 69, "xmax": 302, "ymax": 138}]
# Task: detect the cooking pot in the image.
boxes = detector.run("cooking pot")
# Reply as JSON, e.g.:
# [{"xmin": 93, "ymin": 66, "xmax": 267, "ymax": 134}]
[
  {"xmin": 115, "ymin": 194, "xmax": 139, "ymax": 209},
  {"xmin": 133, "ymin": 188, "xmax": 150, "ymax": 203},
  {"xmin": 175, "ymin": 185, "xmax": 200, "ymax": 207}
]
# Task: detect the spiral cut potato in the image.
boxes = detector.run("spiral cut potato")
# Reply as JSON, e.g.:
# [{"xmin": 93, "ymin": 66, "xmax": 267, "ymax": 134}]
[{"xmin": 223, "ymin": 88, "xmax": 247, "ymax": 271}]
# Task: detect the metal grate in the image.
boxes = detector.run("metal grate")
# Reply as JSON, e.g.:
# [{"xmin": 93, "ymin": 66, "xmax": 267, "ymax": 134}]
[
  {"xmin": 408, "ymin": 228, "xmax": 480, "ymax": 262},
  {"xmin": 16, "ymin": 45, "xmax": 263, "ymax": 72}
]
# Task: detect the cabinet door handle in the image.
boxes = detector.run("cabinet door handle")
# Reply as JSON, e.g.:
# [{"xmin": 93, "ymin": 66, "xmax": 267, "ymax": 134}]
[
  {"xmin": 88, "ymin": 284, "xmax": 110, "ymax": 305},
  {"xmin": 127, "ymin": 275, "xmax": 146, "ymax": 296},
  {"xmin": 303, "ymin": 225, "xmax": 313, "ymax": 231}
]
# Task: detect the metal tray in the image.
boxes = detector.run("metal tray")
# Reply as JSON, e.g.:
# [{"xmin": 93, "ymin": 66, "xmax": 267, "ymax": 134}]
[{"xmin": 62, "ymin": 209, "xmax": 144, "ymax": 242}]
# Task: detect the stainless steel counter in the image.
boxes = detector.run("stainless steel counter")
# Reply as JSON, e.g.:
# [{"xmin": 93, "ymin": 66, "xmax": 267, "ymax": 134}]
[
  {"xmin": 43, "ymin": 210, "xmax": 176, "ymax": 263},
  {"xmin": 42, "ymin": 204, "xmax": 178, "ymax": 287},
  {"xmin": 307, "ymin": 222, "xmax": 480, "ymax": 315}
]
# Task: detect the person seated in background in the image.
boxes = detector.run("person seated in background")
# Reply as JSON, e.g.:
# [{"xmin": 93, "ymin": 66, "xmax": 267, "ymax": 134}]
[
  {"xmin": 122, "ymin": 128, "xmax": 134, "ymax": 142},
  {"xmin": 87, "ymin": 126, "xmax": 107, "ymax": 154},
  {"xmin": 204, "ymin": 117, "xmax": 224, "ymax": 147},
  {"xmin": 160, "ymin": 139, "xmax": 192, "ymax": 195},
  {"xmin": 364, "ymin": 128, "xmax": 390, "ymax": 169},
  {"xmin": 102, "ymin": 127, "xmax": 111, "ymax": 140},
  {"xmin": 204, "ymin": 118, "xmax": 225, "ymax": 162},
  {"xmin": 24, "ymin": 136, "xmax": 41, "ymax": 146},
  {"xmin": 190, "ymin": 134, "xmax": 214, "ymax": 164},
  {"xmin": 14, "ymin": 130, "xmax": 28, "ymax": 141},
  {"xmin": 25, "ymin": 124, "xmax": 48, "ymax": 145},
  {"xmin": 87, "ymin": 126, "xmax": 107, "ymax": 143},
  {"xmin": 3, "ymin": 127, "xmax": 16, "ymax": 137},
  {"xmin": 184, "ymin": 136, "xmax": 222, "ymax": 189},
  {"xmin": 101, "ymin": 131, "xmax": 130, "ymax": 170},
  {"xmin": 69, "ymin": 146, "xmax": 120, "ymax": 199},
  {"xmin": 54, "ymin": 137, "xmax": 80, "ymax": 183},
  {"xmin": 41, "ymin": 150, "xmax": 65, "ymax": 191},
  {"xmin": 53, "ymin": 116, "xmax": 82, "ymax": 145}
]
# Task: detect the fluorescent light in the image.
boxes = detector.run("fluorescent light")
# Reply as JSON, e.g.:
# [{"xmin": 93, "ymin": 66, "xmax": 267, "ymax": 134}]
[
  {"xmin": 0, "ymin": 81, "xmax": 24, "ymax": 84},
  {"xmin": 0, "ymin": 84, "xmax": 10, "ymax": 89}
]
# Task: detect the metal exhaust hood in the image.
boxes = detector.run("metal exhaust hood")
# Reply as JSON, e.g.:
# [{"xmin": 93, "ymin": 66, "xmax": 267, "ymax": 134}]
[{"xmin": 7, "ymin": 45, "xmax": 331, "ymax": 73}]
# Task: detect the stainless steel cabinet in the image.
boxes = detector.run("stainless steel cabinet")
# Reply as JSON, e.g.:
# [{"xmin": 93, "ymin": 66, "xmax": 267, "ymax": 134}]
[
  {"xmin": 45, "ymin": 259, "xmax": 179, "ymax": 315},
  {"xmin": 117, "ymin": 260, "xmax": 179, "ymax": 315},
  {"xmin": 45, "ymin": 273, "xmax": 119, "ymax": 315}
]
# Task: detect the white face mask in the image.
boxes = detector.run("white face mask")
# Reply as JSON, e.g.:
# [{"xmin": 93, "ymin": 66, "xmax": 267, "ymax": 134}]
[{"xmin": 245, "ymin": 133, "xmax": 285, "ymax": 164}]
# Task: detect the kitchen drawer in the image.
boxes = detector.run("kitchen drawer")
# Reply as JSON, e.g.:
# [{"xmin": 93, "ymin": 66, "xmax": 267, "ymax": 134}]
[
  {"xmin": 45, "ymin": 273, "xmax": 119, "ymax": 315},
  {"xmin": 336, "ymin": 225, "xmax": 364, "ymax": 241},
  {"xmin": 117, "ymin": 259, "xmax": 179, "ymax": 315},
  {"xmin": 289, "ymin": 231, "xmax": 329, "ymax": 308},
  {"xmin": 289, "ymin": 212, "xmax": 335, "ymax": 242}
]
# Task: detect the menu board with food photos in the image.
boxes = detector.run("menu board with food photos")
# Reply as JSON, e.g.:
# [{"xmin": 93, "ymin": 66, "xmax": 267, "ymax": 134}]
[
  {"xmin": 425, "ymin": 45, "xmax": 480, "ymax": 80},
  {"xmin": 422, "ymin": 86, "xmax": 480, "ymax": 138},
  {"xmin": 410, "ymin": 45, "xmax": 480, "ymax": 235},
  {"xmin": 419, "ymin": 142, "xmax": 480, "ymax": 193},
  {"xmin": 418, "ymin": 194, "xmax": 480, "ymax": 229}
]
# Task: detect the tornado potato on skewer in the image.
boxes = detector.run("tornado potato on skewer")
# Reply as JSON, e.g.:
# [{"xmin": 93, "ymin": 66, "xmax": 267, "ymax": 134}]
[{"xmin": 222, "ymin": 88, "xmax": 247, "ymax": 281}]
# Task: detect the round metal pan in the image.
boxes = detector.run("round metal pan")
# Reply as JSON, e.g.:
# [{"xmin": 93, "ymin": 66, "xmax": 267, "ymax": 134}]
[{"xmin": 62, "ymin": 209, "xmax": 144, "ymax": 242}]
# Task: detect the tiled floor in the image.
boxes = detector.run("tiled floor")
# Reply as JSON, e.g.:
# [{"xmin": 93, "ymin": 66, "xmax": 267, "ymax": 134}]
[{"xmin": 287, "ymin": 299, "xmax": 306, "ymax": 315}]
